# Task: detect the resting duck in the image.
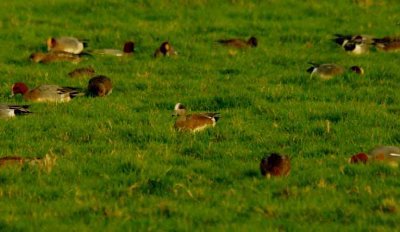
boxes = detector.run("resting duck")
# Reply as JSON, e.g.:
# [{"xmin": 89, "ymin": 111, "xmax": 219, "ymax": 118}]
[
  {"xmin": 172, "ymin": 103, "xmax": 220, "ymax": 132},
  {"xmin": 154, "ymin": 41, "xmax": 177, "ymax": 57},
  {"xmin": 372, "ymin": 36, "xmax": 400, "ymax": 52},
  {"xmin": 307, "ymin": 63, "xmax": 364, "ymax": 80},
  {"xmin": 30, "ymin": 52, "xmax": 82, "ymax": 64},
  {"xmin": 217, "ymin": 36, "xmax": 258, "ymax": 48},
  {"xmin": 93, "ymin": 41, "xmax": 134, "ymax": 56},
  {"xmin": 11, "ymin": 82, "xmax": 84, "ymax": 102},
  {"xmin": 47, "ymin": 36, "xmax": 87, "ymax": 54},
  {"xmin": 260, "ymin": 153, "xmax": 291, "ymax": 177},
  {"xmin": 350, "ymin": 146, "xmax": 400, "ymax": 166},
  {"xmin": 0, "ymin": 104, "xmax": 31, "ymax": 118},
  {"xmin": 333, "ymin": 34, "xmax": 372, "ymax": 54},
  {"xmin": 87, "ymin": 75, "xmax": 112, "ymax": 97}
]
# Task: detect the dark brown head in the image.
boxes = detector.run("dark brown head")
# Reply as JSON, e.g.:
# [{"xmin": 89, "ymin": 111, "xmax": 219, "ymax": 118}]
[
  {"xmin": 349, "ymin": 153, "xmax": 368, "ymax": 164},
  {"xmin": 344, "ymin": 42, "xmax": 356, "ymax": 51},
  {"xmin": 123, "ymin": 41, "xmax": 135, "ymax": 54},
  {"xmin": 160, "ymin": 41, "xmax": 176, "ymax": 56},
  {"xmin": 349, "ymin": 66, "xmax": 364, "ymax": 75},
  {"xmin": 11, "ymin": 82, "xmax": 29, "ymax": 96},
  {"xmin": 247, "ymin": 36, "xmax": 258, "ymax": 47},
  {"xmin": 260, "ymin": 153, "xmax": 290, "ymax": 177}
]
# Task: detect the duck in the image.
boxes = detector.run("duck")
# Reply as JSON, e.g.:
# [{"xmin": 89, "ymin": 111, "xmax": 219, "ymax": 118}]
[
  {"xmin": 307, "ymin": 63, "xmax": 364, "ymax": 80},
  {"xmin": 349, "ymin": 146, "xmax": 400, "ymax": 166},
  {"xmin": 11, "ymin": 82, "xmax": 84, "ymax": 102},
  {"xmin": 47, "ymin": 36, "xmax": 87, "ymax": 54},
  {"xmin": 0, "ymin": 104, "xmax": 31, "ymax": 118},
  {"xmin": 29, "ymin": 52, "xmax": 81, "ymax": 64},
  {"xmin": 333, "ymin": 34, "xmax": 372, "ymax": 54},
  {"xmin": 372, "ymin": 36, "xmax": 400, "ymax": 52},
  {"xmin": 154, "ymin": 41, "xmax": 177, "ymax": 57},
  {"xmin": 68, "ymin": 67, "xmax": 95, "ymax": 78},
  {"xmin": 260, "ymin": 153, "xmax": 291, "ymax": 177},
  {"xmin": 87, "ymin": 75, "xmax": 112, "ymax": 97},
  {"xmin": 172, "ymin": 103, "xmax": 220, "ymax": 132},
  {"xmin": 92, "ymin": 41, "xmax": 134, "ymax": 57},
  {"xmin": 217, "ymin": 36, "xmax": 258, "ymax": 48},
  {"xmin": 0, "ymin": 156, "xmax": 25, "ymax": 167}
]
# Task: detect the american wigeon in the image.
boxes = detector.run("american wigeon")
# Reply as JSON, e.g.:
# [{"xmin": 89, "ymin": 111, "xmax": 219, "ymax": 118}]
[
  {"xmin": 154, "ymin": 41, "xmax": 177, "ymax": 57},
  {"xmin": 260, "ymin": 153, "xmax": 290, "ymax": 177},
  {"xmin": 47, "ymin": 36, "xmax": 86, "ymax": 54},
  {"xmin": 30, "ymin": 52, "xmax": 81, "ymax": 64},
  {"xmin": 93, "ymin": 41, "xmax": 134, "ymax": 56},
  {"xmin": 11, "ymin": 82, "xmax": 84, "ymax": 102},
  {"xmin": 0, "ymin": 104, "xmax": 31, "ymax": 118},
  {"xmin": 350, "ymin": 146, "xmax": 400, "ymax": 166},
  {"xmin": 68, "ymin": 67, "xmax": 95, "ymax": 78},
  {"xmin": 87, "ymin": 75, "xmax": 112, "ymax": 97},
  {"xmin": 307, "ymin": 63, "xmax": 364, "ymax": 80},
  {"xmin": 333, "ymin": 34, "xmax": 372, "ymax": 54},
  {"xmin": 372, "ymin": 36, "xmax": 400, "ymax": 52},
  {"xmin": 217, "ymin": 36, "xmax": 258, "ymax": 48},
  {"xmin": 172, "ymin": 103, "xmax": 220, "ymax": 132}
]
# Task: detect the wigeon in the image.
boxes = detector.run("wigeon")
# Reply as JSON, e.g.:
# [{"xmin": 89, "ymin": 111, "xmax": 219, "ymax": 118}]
[
  {"xmin": 11, "ymin": 82, "xmax": 84, "ymax": 102},
  {"xmin": 93, "ymin": 41, "xmax": 134, "ymax": 56},
  {"xmin": 172, "ymin": 103, "xmax": 220, "ymax": 132},
  {"xmin": 87, "ymin": 75, "xmax": 112, "ymax": 97},
  {"xmin": 333, "ymin": 34, "xmax": 372, "ymax": 54},
  {"xmin": 68, "ymin": 67, "xmax": 95, "ymax": 78},
  {"xmin": 307, "ymin": 63, "xmax": 364, "ymax": 80},
  {"xmin": 47, "ymin": 36, "xmax": 87, "ymax": 54},
  {"xmin": 350, "ymin": 146, "xmax": 400, "ymax": 166},
  {"xmin": 372, "ymin": 36, "xmax": 400, "ymax": 52},
  {"xmin": 217, "ymin": 36, "xmax": 258, "ymax": 48},
  {"xmin": 154, "ymin": 41, "xmax": 177, "ymax": 57},
  {"xmin": 0, "ymin": 104, "xmax": 31, "ymax": 118},
  {"xmin": 260, "ymin": 153, "xmax": 291, "ymax": 177},
  {"xmin": 30, "ymin": 52, "xmax": 81, "ymax": 64}
]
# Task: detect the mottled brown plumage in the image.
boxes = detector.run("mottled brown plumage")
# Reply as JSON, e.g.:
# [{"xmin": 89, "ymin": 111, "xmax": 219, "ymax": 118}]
[
  {"xmin": 87, "ymin": 75, "xmax": 112, "ymax": 97},
  {"xmin": 173, "ymin": 103, "xmax": 220, "ymax": 132},
  {"xmin": 260, "ymin": 153, "xmax": 291, "ymax": 177},
  {"xmin": 217, "ymin": 36, "xmax": 258, "ymax": 48},
  {"xmin": 372, "ymin": 37, "xmax": 400, "ymax": 52},
  {"xmin": 30, "ymin": 52, "xmax": 81, "ymax": 64},
  {"xmin": 68, "ymin": 67, "xmax": 95, "ymax": 78}
]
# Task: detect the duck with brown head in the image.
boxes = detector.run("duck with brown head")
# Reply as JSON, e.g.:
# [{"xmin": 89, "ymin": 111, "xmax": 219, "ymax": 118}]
[
  {"xmin": 11, "ymin": 82, "xmax": 84, "ymax": 103},
  {"xmin": 154, "ymin": 41, "xmax": 177, "ymax": 57},
  {"xmin": 172, "ymin": 103, "xmax": 220, "ymax": 132},
  {"xmin": 307, "ymin": 63, "xmax": 364, "ymax": 80},
  {"xmin": 350, "ymin": 146, "xmax": 400, "ymax": 167},
  {"xmin": 92, "ymin": 41, "xmax": 135, "ymax": 57},
  {"xmin": 260, "ymin": 153, "xmax": 291, "ymax": 178}
]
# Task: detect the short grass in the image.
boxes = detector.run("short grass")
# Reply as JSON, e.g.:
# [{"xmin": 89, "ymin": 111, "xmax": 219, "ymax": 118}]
[{"xmin": 1, "ymin": 0, "xmax": 400, "ymax": 231}]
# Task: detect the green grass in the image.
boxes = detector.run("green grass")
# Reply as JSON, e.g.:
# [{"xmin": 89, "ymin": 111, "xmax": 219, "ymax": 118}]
[{"xmin": 1, "ymin": 0, "xmax": 400, "ymax": 231}]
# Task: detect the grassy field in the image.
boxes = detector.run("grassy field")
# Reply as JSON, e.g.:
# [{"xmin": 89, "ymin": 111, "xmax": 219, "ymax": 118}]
[{"xmin": 1, "ymin": 0, "xmax": 400, "ymax": 231}]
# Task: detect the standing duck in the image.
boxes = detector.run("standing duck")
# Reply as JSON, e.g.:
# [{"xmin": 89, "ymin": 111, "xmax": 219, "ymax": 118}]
[
  {"xmin": 11, "ymin": 82, "xmax": 84, "ymax": 102},
  {"xmin": 172, "ymin": 103, "xmax": 220, "ymax": 132}
]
